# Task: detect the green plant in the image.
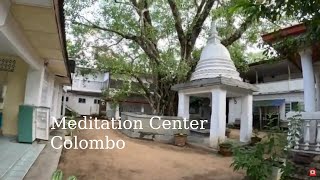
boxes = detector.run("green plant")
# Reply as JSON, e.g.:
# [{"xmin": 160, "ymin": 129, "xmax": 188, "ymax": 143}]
[
  {"xmin": 71, "ymin": 110, "xmax": 78, "ymax": 118},
  {"xmin": 219, "ymin": 141, "xmax": 233, "ymax": 148},
  {"xmin": 51, "ymin": 170, "xmax": 77, "ymax": 180},
  {"xmin": 285, "ymin": 113, "xmax": 302, "ymax": 150},
  {"xmin": 232, "ymin": 144, "xmax": 272, "ymax": 180},
  {"xmin": 231, "ymin": 116, "xmax": 293, "ymax": 180},
  {"xmin": 51, "ymin": 170, "xmax": 63, "ymax": 180},
  {"xmin": 67, "ymin": 176, "xmax": 78, "ymax": 180}
]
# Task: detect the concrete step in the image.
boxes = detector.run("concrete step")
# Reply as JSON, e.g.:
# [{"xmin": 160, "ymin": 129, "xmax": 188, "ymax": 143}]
[{"xmin": 1, "ymin": 143, "xmax": 45, "ymax": 180}]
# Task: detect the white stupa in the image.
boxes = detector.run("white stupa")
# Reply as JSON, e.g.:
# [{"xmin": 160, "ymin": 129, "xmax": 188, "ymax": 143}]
[
  {"xmin": 190, "ymin": 21, "xmax": 241, "ymax": 81},
  {"xmin": 172, "ymin": 20, "xmax": 258, "ymax": 149}
]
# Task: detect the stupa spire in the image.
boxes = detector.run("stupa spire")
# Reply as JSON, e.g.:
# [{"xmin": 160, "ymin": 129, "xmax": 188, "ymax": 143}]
[{"xmin": 208, "ymin": 20, "xmax": 221, "ymax": 44}]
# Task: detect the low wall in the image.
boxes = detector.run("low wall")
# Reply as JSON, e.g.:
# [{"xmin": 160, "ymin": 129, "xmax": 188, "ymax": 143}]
[{"xmin": 120, "ymin": 112, "xmax": 188, "ymax": 143}]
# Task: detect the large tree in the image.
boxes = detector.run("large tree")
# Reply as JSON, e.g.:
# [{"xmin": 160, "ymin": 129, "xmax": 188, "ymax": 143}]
[{"xmin": 65, "ymin": 0, "xmax": 260, "ymax": 115}]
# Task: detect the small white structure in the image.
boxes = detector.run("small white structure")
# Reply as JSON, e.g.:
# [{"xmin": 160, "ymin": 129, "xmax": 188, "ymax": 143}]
[
  {"xmin": 172, "ymin": 21, "xmax": 258, "ymax": 148},
  {"xmin": 64, "ymin": 67, "xmax": 109, "ymax": 116}
]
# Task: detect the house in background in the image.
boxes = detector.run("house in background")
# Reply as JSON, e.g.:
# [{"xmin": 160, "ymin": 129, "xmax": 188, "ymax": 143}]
[
  {"xmin": 228, "ymin": 59, "xmax": 304, "ymax": 129},
  {"xmin": 63, "ymin": 67, "xmax": 153, "ymax": 119},
  {"xmin": 0, "ymin": 0, "xmax": 73, "ymax": 179},
  {"xmin": 63, "ymin": 67, "xmax": 108, "ymax": 116},
  {"xmin": 105, "ymin": 75, "xmax": 153, "ymax": 119}
]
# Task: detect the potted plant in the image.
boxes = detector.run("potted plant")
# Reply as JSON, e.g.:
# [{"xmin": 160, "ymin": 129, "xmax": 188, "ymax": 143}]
[
  {"xmin": 218, "ymin": 141, "xmax": 233, "ymax": 156},
  {"xmin": 174, "ymin": 132, "xmax": 188, "ymax": 147},
  {"xmin": 251, "ymin": 129, "xmax": 262, "ymax": 145},
  {"xmin": 173, "ymin": 121, "xmax": 188, "ymax": 147},
  {"xmin": 225, "ymin": 128, "xmax": 231, "ymax": 138}
]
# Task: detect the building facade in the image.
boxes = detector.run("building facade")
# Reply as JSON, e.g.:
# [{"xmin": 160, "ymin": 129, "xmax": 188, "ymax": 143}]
[
  {"xmin": 0, "ymin": 0, "xmax": 73, "ymax": 139},
  {"xmin": 228, "ymin": 60, "xmax": 304, "ymax": 129},
  {"xmin": 63, "ymin": 67, "xmax": 108, "ymax": 116}
]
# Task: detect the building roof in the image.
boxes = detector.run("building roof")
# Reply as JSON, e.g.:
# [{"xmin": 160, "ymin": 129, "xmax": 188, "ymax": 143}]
[
  {"xmin": 53, "ymin": 0, "xmax": 73, "ymax": 83},
  {"xmin": 261, "ymin": 23, "xmax": 320, "ymax": 70},
  {"xmin": 262, "ymin": 23, "xmax": 306, "ymax": 43}
]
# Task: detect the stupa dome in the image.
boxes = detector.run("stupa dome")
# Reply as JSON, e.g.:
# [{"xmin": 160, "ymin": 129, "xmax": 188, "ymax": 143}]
[{"xmin": 190, "ymin": 21, "xmax": 242, "ymax": 81}]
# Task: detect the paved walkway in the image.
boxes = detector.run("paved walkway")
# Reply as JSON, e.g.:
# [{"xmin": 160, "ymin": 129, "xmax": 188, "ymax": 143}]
[
  {"xmin": 0, "ymin": 136, "xmax": 44, "ymax": 180},
  {"xmin": 24, "ymin": 130, "xmax": 64, "ymax": 180}
]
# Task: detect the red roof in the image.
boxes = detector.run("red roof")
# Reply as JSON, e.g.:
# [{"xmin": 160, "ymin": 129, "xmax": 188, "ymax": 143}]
[{"xmin": 262, "ymin": 23, "xmax": 306, "ymax": 43}]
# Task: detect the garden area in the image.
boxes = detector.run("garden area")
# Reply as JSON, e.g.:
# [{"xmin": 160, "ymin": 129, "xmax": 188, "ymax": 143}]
[
  {"xmin": 56, "ymin": 120, "xmax": 244, "ymax": 180},
  {"xmin": 58, "ymin": 0, "xmax": 320, "ymax": 179}
]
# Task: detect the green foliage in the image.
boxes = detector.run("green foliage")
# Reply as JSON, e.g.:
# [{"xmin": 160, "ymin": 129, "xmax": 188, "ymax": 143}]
[
  {"xmin": 231, "ymin": 112, "xmax": 299, "ymax": 180},
  {"xmin": 285, "ymin": 113, "xmax": 302, "ymax": 150},
  {"xmin": 231, "ymin": 131, "xmax": 290, "ymax": 180},
  {"xmin": 51, "ymin": 170, "xmax": 63, "ymax": 180},
  {"xmin": 65, "ymin": 0, "xmax": 266, "ymax": 115},
  {"xmin": 51, "ymin": 170, "xmax": 77, "ymax": 180},
  {"xmin": 232, "ymin": 0, "xmax": 320, "ymax": 59},
  {"xmin": 232, "ymin": 143, "xmax": 273, "ymax": 180},
  {"xmin": 67, "ymin": 176, "xmax": 78, "ymax": 180}
]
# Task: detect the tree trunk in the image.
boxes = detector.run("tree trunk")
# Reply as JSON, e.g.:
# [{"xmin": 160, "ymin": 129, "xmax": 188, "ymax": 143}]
[{"xmin": 149, "ymin": 85, "xmax": 178, "ymax": 116}]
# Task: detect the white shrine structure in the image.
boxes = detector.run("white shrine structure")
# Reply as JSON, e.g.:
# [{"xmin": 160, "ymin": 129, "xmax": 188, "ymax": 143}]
[{"xmin": 172, "ymin": 21, "xmax": 258, "ymax": 148}]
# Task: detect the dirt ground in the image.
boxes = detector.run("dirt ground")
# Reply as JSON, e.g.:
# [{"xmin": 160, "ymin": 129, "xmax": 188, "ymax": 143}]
[{"xmin": 58, "ymin": 124, "xmax": 245, "ymax": 180}]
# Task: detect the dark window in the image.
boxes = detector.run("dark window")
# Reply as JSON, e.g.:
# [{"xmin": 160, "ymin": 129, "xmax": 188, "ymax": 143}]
[
  {"xmin": 285, "ymin": 103, "xmax": 291, "ymax": 114},
  {"xmin": 78, "ymin": 98, "xmax": 86, "ymax": 103},
  {"xmin": 291, "ymin": 102, "xmax": 300, "ymax": 111},
  {"xmin": 66, "ymin": 97, "xmax": 69, "ymax": 102},
  {"xmin": 94, "ymin": 99, "xmax": 100, "ymax": 104}
]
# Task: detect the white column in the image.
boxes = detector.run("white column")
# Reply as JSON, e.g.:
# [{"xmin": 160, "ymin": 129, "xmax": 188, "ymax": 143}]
[
  {"xmin": 177, "ymin": 92, "xmax": 190, "ymax": 119},
  {"xmin": 106, "ymin": 101, "xmax": 112, "ymax": 118},
  {"xmin": 209, "ymin": 88, "xmax": 226, "ymax": 148},
  {"xmin": 24, "ymin": 66, "xmax": 45, "ymax": 106},
  {"xmin": 141, "ymin": 105, "xmax": 145, "ymax": 113},
  {"xmin": 240, "ymin": 94, "xmax": 253, "ymax": 143},
  {"xmin": 315, "ymin": 71, "xmax": 320, "ymax": 111},
  {"xmin": 279, "ymin": 103, "xmax": 286, "ymax": 121},
  {"xmin": 115, "ymin": 103, "xmax": 120, "ymax": 120},
  {"xmin": 228, "ymin": 99, "xmax": 235, "ymax": 124},
  {"xmin": 62, "ymin": 91, "xmax": 67, "ymax": 117},
  {"xmin": 56, "ymin": 85, "xmax": 63, "ymax": 118},
  {"xmin": 299, "ymin": 48, "xmax": 316, "ymax": 112}
]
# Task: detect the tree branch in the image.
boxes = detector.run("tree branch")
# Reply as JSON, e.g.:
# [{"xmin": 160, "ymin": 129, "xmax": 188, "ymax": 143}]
[
  {"xmin": 221, "ymin": 16, "xmax": 253, "ymax": 46},
  {"xmin": 73, "ymin": 21, "xmax": 137, "ymax": 41},
  {"xmin": 167, "ymin": 0, "xmax": 187, "ymax": 58},
  {"xmin": 184, "ymin": 0, "xmax": 216, "ymax": 61}
]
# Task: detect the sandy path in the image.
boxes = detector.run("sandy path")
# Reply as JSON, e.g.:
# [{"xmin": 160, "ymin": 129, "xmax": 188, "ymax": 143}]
[{"xmin": 58, "ymin": 124, "xmax": 244, "ymax": 180}]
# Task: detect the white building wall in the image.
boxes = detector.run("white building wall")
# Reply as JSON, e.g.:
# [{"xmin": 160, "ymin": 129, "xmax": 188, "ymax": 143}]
[
  {"xmin": 66, "ymin": 94, "xmax": 100, "ymax": 115},
  {"xmin": 228, "ymin": 98, "xmax": 242, "ymax": 124},
  {"xmin": 255, "ymin": 79, "xmax": 303, "ymax": 95},
  {"xmin": 228, "ymin": 77, "xmax": 304, "ymax": 124},
  {"xmin": 50, "ymin": 81, "xmax": 64, "ymax": 122}
]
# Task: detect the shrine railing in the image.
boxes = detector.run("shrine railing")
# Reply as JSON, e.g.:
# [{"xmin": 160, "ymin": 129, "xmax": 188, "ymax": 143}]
[{"xmin": 287, "ymin": 112, "xmax": 320, "ymax": 153}]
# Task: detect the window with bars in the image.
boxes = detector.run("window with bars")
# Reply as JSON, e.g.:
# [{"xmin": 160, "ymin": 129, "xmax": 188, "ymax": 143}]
[
  {"xmin": 78, "ymin": 98, "xmax": 86, "ymax": 103},
  {"xmin": 285, "ymin": 101, "xmax": 304, "ymax": 116},
  {"xmin": 94, "ymin": 99, "xmax": 100, "ymax": 104}
]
